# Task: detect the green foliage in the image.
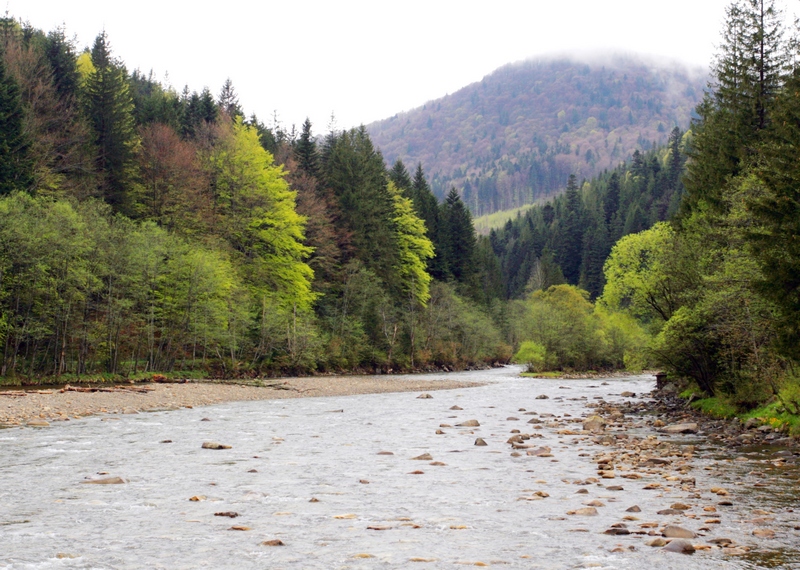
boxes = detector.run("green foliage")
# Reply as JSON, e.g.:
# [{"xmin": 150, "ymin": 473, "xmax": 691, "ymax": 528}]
[
  {"xmin": 690, "ymin": 397, "xmax": 738, "ymax": 419},
  {"xmin": 83, "ymin": 31, "xmax": 139, "ymax": 213},
  {"xmin": 484, "ymin": 139, "xmax": 687, "ymax": 301},
  {"xmin": 512, "ymin": 284, "xmax": 648, "ymax": 372},
  {"xmin": 0, "ymin": 52, "xmax": 32, "ymax": 193},
  {"xmin": 513, "ymin": 340, "xmax": 547, "ymax": 372}
]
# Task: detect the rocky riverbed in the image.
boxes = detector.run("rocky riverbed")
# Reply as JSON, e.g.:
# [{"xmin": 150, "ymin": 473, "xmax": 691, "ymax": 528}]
[
  {"xmin": 1, "ymin": 367, "xmax": 798, "ymax": 568},
  {"xmin": 0, "ymin": 375, "xmax": 481, "ymax": 427}
]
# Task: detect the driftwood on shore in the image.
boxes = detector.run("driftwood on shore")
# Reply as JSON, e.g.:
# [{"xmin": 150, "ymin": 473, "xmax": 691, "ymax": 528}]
[{"xmin": 60, "ymin": 384, "xmax": 156, "ymax": 394}]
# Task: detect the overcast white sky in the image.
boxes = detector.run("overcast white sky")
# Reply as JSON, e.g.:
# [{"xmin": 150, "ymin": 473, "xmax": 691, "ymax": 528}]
[{"xmin": 12, "ymin": 0, "xmax": 767, "ymax": 132}]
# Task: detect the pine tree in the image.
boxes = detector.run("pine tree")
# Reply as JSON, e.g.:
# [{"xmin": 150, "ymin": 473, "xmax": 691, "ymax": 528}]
[
  {"xmin": 441, "ymin": 188, "xmax": 476, "ymax": 283},
  {"xmin": 684, "ymin": 0, "xmax": 788, "ymax": 214},
  {"xmin": 749, "ymin": 68, "xmax": 800, "ymax": 358},
  {"xmin": 294, "ymin": 118, "xmax": 319, "ymax": 177},
  {"xmin": 218, "ymin": 78, "xmax": 242, "ymax": 118},
  {"xmin": 411, "ymin": 163, "xmax": 447, "ymax": 279},
  {"xmin": 556, "ymin": 174, "xmax": 583, "ymax": 284},
  {"xmin": 83, "ymin": 31, "xmax": 139, "ymax": 213},
  {"xmin": 0, "ymin": 54, "xmax": 32, "ymax": 194},
  {"xmin": 389, "ymin": 159, "xmax": 412, "ymax": 195}
]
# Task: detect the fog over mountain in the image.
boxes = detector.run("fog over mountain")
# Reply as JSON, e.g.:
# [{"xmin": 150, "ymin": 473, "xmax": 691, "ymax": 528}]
[{"xmin": 367, "ymin": 54, "xmax": 707, "ymax": 215}]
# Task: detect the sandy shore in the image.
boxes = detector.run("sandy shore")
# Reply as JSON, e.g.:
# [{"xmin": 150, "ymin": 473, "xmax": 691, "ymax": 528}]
[{"xmin": 0, "ymin": 375, "xmax": 482, "ymax": 427}]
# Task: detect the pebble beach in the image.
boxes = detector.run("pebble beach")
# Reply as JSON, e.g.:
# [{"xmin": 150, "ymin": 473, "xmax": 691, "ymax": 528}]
[{"xmin": 0, "ymin": 375, "xmax": 481, "ymax": 427}]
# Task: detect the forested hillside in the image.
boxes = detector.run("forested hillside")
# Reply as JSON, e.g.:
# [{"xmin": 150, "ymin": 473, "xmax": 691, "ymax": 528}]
[
  {"xmin": 600, "ymin": 0, "xmax": 800, "ymax": 408},
  {"xmin": 367, "ymin": 56, "xmax": 705, "ymax": 215},
  {"xmin": 0, "ymin": 20, "xmax": 509, "ymax": 379}
]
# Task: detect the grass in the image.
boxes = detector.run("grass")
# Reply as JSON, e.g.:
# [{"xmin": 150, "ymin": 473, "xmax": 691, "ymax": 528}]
[
  {"xmin": 520, "ymin": 371, "xmax": 563, "ymax": 378},
  {"xmin": 689, "ymin": 397, "xmax": 738, "ymax": 419},
  {"xmin": 473, "ymin": 203, "xmax": 539, "ymax": 235},
  {"xmin": 741, "ymin": 401, "xmax": 800, "ymax": 435}
]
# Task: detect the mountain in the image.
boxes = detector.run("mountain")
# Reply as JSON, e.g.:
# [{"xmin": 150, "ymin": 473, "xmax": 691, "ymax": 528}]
[{"xmin": 367, "ymin": 54, "xmax": 706, "ymax": 216}]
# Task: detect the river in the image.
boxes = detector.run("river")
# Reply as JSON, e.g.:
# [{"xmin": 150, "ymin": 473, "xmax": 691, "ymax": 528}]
[{"xmin": 1, "ymin": 366, "xmax": 798, "ymax": 569}]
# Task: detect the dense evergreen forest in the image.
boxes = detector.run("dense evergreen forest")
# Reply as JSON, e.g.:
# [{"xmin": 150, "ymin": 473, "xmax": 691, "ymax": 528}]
[{"xmin": 368, "ymin": 56, "xmax": 704, "ymax": 215}]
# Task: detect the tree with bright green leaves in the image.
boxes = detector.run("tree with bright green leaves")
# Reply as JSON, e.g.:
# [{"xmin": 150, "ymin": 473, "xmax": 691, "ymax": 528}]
[
  {"xmin": 209, "ymin": 116, "xmax": 315, "ymax": 310},
  {"xmin": 389, "ymin": 181, "xmax": 434, "ymax": 307},
  {"xmin": 83, "ymin": 31, "xmax": 139, "ymax": 213},
  {"xmin": 0, "ymin": 52, "xmax": 32, "ymax": 194}
]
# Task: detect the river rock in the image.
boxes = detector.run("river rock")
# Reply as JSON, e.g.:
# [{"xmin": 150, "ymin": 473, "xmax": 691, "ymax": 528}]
[
  {"xmin": 82, "ymin": 476, "xmax": 126, "ymax": 485},
  {"xmin": 214, "ymin": 511, "xmax": 239, "ymax": 518},
  {"xmin": 626, "ymin": 505, "xmax": 641, "ymax": 512},
  {"xmin": 657, "ymin": 509, "xmax": 685, "ymax": 515},
  {"xmin": 229, "ymin": 525, "xmax": 250, "ymax": 531},
  {"xmin": 377, "ymin": 451, "xmax": 394, "ymax": 455},
  {"xmin": 662, "ymin": 423, "xmax": 698, "ymax": 434},
  {"xmin": 474, "ymin": 438, "xmax": 487, "ymax": 446},
  {"xmin": 262, "ymin": 539, "xmax": 285, "ymax": 546},
  {"xmin": 536, "ymin": 394, "xmax": 549, "ymax": 399},
  {"xmin": 450, "ymin": 405, "xmax": 463, "ymax": 410},
  {"xmin": 662, "ymin": 539, "xmax": 695, "ymax": 554},
  {"xmin": 646, "ymin": 537, "xmax": 668, "ymax": 547},
  {"xmin": 582, "ymin": 415, "xmax": 605, "ymax": 433},
  {"xmin": 26, "ymin": 419, "xmax": 50, "ymax": 427},
  {"xmin": 753, "ymin": 528, "xmax": 776, "ymax": 538},
  {"xmin": 202, "ymin": 442, "xmax": 231, "ymax": 450},
  {"xmin": 568, "ymin": 507, "xmax": 598, "ymax": 516},
  {"xmin": 457, "ymin": 419, "xmax": 480, "ymax": 427},
  {"xmin": 670, "ymin": 503, "xmax": 691, "ymax": 510},
  {"xmin": 621, "ymin": 391, "xmax": 636, "ymax": 397},
  {"xmin": 663, "ymin": 525, "xmax": 697, "ymax": 539},
  {"xmin": 412, "ymin": 453, "xmax": 433, "ymax": 460},
  {"xmin": 416, "ymin": 393, "xmax": 433, "ymax": 399}
]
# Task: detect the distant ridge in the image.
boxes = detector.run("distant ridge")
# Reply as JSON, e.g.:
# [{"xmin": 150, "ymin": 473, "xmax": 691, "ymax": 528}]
[{"xmin": 367, "ymin": 54, "xmax": 706, "ymax": 215}]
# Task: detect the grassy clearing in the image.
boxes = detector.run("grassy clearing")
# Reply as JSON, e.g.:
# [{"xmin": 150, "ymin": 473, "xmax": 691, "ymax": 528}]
[{"xmin": 473, "ymin": 203, "xmax": 539, "ymax": 234}]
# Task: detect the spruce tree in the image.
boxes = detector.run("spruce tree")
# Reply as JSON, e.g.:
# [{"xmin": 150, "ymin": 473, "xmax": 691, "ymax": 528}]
[
  {"xmin": 441, "ymin": 188, "xmax": 476, "ymax": 283},
  {"xmin": 294, "ymin": 118, "xmax": 319, "ymax": 177},
  {"xmin": 388, "ymin": 159, "xmax": 412, "ymax": 194},
  {"xmin": 556, "ymin": 174, "xmax": 583, "ymax": 284},
  {"xmin": 83, "ymin": 31, "xmax": 139, "ymax": 213},
  {"xmin": 0, "ymin": 54, "xmax": 32, "ymax": 194},
  {"xmin": 684, "ymin": 0, "xmax": 788, "ymax": 214}
]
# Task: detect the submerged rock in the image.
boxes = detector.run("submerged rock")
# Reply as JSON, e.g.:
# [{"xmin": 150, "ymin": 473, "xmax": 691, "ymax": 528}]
[
  {"xmin": 457, "ymin": 419, "xmax": 480, "ymax": 427},
  {"xmin": 201, "ymin": 442, "xmax": 231, "ymax": 450},
  {"xmin": 82, "ymin": 476, "xmax": 126, "ymax": 485},
  {"xmin": 663, "ymin": 525, "xmax": 697, "ymax": 539},
  {"xmin": 662, "ymin": 539, "xmax": 695, "ymax": 554}
]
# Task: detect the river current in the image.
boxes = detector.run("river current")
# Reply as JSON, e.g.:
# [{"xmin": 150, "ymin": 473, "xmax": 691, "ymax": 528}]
[{"xmin": 1, "ymin": 366, "xmax": 799, "ymax": 569}]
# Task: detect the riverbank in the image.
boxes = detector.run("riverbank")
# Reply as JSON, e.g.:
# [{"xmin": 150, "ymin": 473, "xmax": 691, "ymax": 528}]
[{"xmin": 0, "ymin": 375, "xmax": 482, "ymax": 427}]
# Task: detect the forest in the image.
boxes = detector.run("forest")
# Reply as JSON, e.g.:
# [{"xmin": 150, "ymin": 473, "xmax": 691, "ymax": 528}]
[
  {"xmin": 0, "ymin": 20, "xmax": 509, "ymax": 379},
  {"xmin": 368, "ymin": 56, "xmax": 704, "ymax": 216},
  {"xmin": 3, "ymin": 0, "xmax": 800, "ymax": 428},
  {"xmin": 606, "ymin": 0, "xmax": 800, "ymax": 418}
]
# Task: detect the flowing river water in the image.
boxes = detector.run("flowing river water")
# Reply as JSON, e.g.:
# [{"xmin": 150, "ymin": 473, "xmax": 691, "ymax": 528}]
[{"xmin": 1, "ymin": 366, "xmax": 799, "ymax": 569}]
